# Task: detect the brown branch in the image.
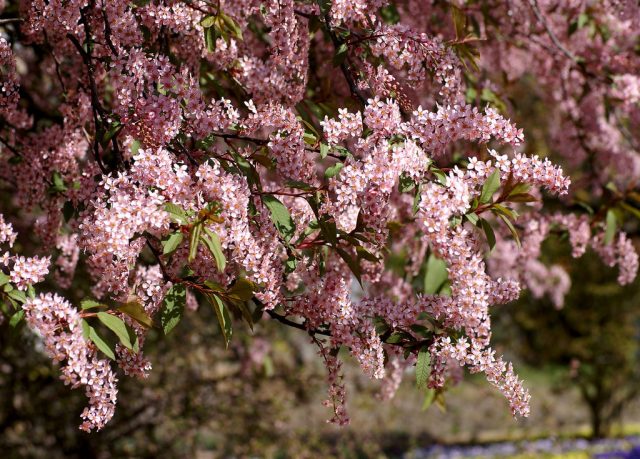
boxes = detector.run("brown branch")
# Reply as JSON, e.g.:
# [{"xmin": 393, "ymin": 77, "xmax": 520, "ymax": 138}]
[
  {"xmin": 266, "ymin": 310, "xmax": 332, "ymax": 336},
  {"xmin": 321, "ymin": 13, "xmax": 368, "ymax": 106}
]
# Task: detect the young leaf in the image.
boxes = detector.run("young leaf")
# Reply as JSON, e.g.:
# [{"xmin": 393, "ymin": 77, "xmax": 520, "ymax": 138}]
[
  {"xmin": 204, "ymin": 25, "xmax": 218, "ymax": 52},
  {"xmin": 162, "ymin": 231, "xmax": 184, "ymax": 256},
  {"xmin": 336, "ymin": 247, "xmax": 363, "ymax": 287},
  {"xmin": 479, "ymin": 218, "xmax": 496, "ymax": 251},
  {"xmin": 202, "ymin": 228, "xmax": 227, "ymax": 272},
  {"xmin": 262, "ymin": 195, "xmax": 296, "ymax": 242},
  {"xmin": 424, "ymin": 254, "xmax": 448, "ymax": 294},
  {"xmin": 81, "ymin": 319, "xmax": 90, "ymax": 339},
  {"xmin": 605, "ymin": 208, "xmax": 617, "ymax": 245},
  {"xmin": 491, "ymin": 204, "xmax": 519, "ymax": 220},
  {"xmin": 165, "ymin": 203, "xmax": 188, "ymax": 225},
  {"xmin": 160, "ymin": 283, "xmax": 186, "ymax": 335},
  {"xmin": 416, "ymin": 346, "xmax": 431, "ymax": 389},
  {"xmin": 479, "ymin": 169, "xmax": 501, "ymax": 204},
  {"xmin": 9, "ymin": 309, "xmax": 24, "ymax": 327},
  {"xmin": 497, "ymin": 213, "xmax": 521, "ymax": 247},
  {"xmin": 7, "ymin": 289, "xmax": 26, "ymax": 304},
  {"xmin": 464, "ymin": 212, "xmax": 479, "ymax": 225},
  {"xmin": 324, "ymin": 162, "xmax": 344, "ymax": 179},
  {"xmin": 97, "ymin": 312, "xmax": 134, "ymax": 350},
  {"xmin": 130, "ymin": 139, "xmax": 141, "ymax": 156},
  {"xmin": 422, "ymin": 388, "xmax": 436, "ymax": 411},
  {"xmin": 398, "ymin": 173, "xmax": 416, "ymax": 193},
  {"xmin": 320, "ymin": 143, "xmax": 330, "ymax": 159},
  {"xmin": 209, "ymin": 293, "xmax": 233, "ymax": 348},
  {"xmin": 117, "ymin": 301, "xmax": 153, "ymax": 328},
  {"xmin": 620, "ymin": 201, "xmax": 640, "ymax": 221},
  {"xmin": 509, "ymin": 182, "xmax": 532, "ymax": 196},
  {"xmin": 200, "ymin": 14, "xmax": 216, "ymax": 28},
  {"xmin": 81, "ymin": 299, "xmax": 107, "ymax": 310},
  {"xmin": 333, "ymin": 43, "xmax": 348, "ymax": 67},
  {"xmin": 188, "ymin": 222, "xmax": 203, "ymax": 262}
]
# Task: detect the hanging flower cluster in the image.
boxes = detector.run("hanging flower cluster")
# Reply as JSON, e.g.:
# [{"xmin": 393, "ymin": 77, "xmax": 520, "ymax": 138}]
[{"xmin": 0, "ymin": 0, "xmax": 638, "ymax": 431}]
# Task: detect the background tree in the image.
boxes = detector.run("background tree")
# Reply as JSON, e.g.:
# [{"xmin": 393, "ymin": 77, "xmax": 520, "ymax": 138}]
[{"xmin": 496, "ymin": 245, "xmax": 640, "ymax": 438}]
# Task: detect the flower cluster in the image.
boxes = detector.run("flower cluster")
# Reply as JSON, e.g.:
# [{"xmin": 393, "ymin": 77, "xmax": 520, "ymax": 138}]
[
  {"xmin": 1, "ymin": 0, "xmax": 639, "ymax": 433},
  {"xmin": 23, "ymin": 294, "xmax": 118, "ymax": 432}
]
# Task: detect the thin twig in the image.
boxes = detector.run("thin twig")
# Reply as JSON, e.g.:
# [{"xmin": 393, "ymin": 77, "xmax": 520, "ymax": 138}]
[
  {"xmin": 0, "ymin": 18, "xmax": 23, "ymax": 25},
  {"xmin": 527, "ymin": 0, "xmax": 577, "ymax": 62}
]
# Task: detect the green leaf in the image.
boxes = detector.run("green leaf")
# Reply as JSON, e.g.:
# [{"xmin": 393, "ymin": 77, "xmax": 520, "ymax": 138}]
[
  {"xmin": 227, "ymin": 278, "xmax": 255, "ymax": 330},
  {"xmin": 509, "ymin": 182, "xmax": 532, "ymax": 196},
  {"xmin": 88, "ymin": 325, "xmax": 116, "ymax": 360},
  {"xmin": 303, "ymin": 132, "xmax": 317, "ymax": 146},
  {"xmin": 202, "ymin": 228, "xmax": 227, "ymax": 272},
  {"xmin": 204, "ymin": 25, "xmax": 218, "ymax": 52},
  {"xmin": 413, "ymin": 185, "xmax": 422, "ymax": 215},
  {"xmin": 324, "ymin": 162, "xmax": 344, "ymax": 179},
  {"xmin": 374, "ymin": 316, "xmax": 390, "ymax": 335},
  {"xmin": 188, "ymin": 222, "xmax": 203, "ymax": 262},
  {"xmin": 130, "ymin": 139, "xmax": 141, "ymax": 156},
  {"xmin": 162, "ymin": 231, "xmax": 184, "ymax": 256},
  {"xmin": 416, "ymin": 346, "xmax": 431, "ymax": 389},
  {"xmin": 51, "ymin": 171, "xmax": 67, "ymax": 193},
  {"xmin": 424, "ymin": 254, "xmax": 448, "ymax": 294},
  {"xmin": 379, "ymin": 3, "xmax": 400, "ymax": 24},
  {"xmin": 200, "ymin": 14, "xmax": 216, "ymax": 28},
  {"xmin": 285, "ymin": 180, "xmax": 314, "ymax": 191},
  {"xmin": 204, "ymin": 280, "xmax": 225, "ymax": 293},
  {"xmin": 507, "ymin": 193, "xmax": 538, "ymax": 203},
  {"xmin": 464, "ymin": 212, "xmax": 479, "ymax": 225},
  {"xmin": 7, "ymin": 289, "xmax": 26, "ymax": 304},
  {"xmin": 262, "ymin": 195, "xmax": 296, "ymax": 242},
  {"xmin": 333, "ymin": 43, "xmax": 348, "ymax": 67},
  {"xmin": 165, "ymin": 203, "xmax": 188, "ymax": 225},
  {"xmin": 81, "ymin": 319, "xmax": 90, "ymax": 339},
  {"xmin": 336, "ymin": 247, "xmax": 363, "ymax": 287},
  {"xmin": 9, "ymin": 309, "xmax": 24, "ymax": 327},
  {"xmin": 356, "ymin": 246, "xmax": 378, "ymax": 263},
  {"xmin": 285, "ymin": 257, "xmax": 297, "ymax": 273},
  {"xmin": 491, "ymin": 204, "xmax": 518, "ymax": 221},
  {"xmin": 160, "ymin": 284, "xmax": 186, "ymax": 335},
  {"xmin": 209, "ymin": 294, "xmax": 233, "ymax": 348},
  {"xmin": 410, "ymin": 324, "xmax": 431, "ymax": 338},
  {"xmin": 0, "ymin": 272, "xmax": 10, "ymax": 287},
  {"xmin": 227, "ymin": 278, "xmax": 255, "ymax": 302},
  {"xmin": 421, "ymin": 389, "xmax": 435, "ymax": 411},
  {"xmin": 102, "ymin": 121, "xmax": 122, "ymax": 146},
  {"xmin": 578, "ymin": 12, "xmax": 589, "ymax": 29},
  {"xmin": 620, "ymin": 202, "xmax": 640, "ymax": 221},
  {"xmin": 117, "ymin": 301, "xmax": 153, "ymax": 328},
  {"xmin": 399, "ymin": 173, "xmax": 416, "ymax": 193},
  {"xmin": 479, "ymin": 169, "xmax": 501, "ymax": 204},
  {"xmin": 320, "ymin": 143, "xmax": 330, "ymax": 159},
  {"xmin": 81, "ymin": 299, "xmax": 107, "ymax": 310},
  {"xmin": 605, "ymin": 208, "xmax": 617, "ymax": 245},
  {"xmin": 97, "ymin": 312, "xmax": 134, "ymax": 350},
  {"xmin": 479, "ymin": 218, "xmax": 496, "ymax": 251},
  {"xmin": 430, "ymin": 167, "xmax": 447, "ymax": 186},
  {"xmin": 317, "ymin": 0, "xmax": 331, "ymax": 15},
  {"xmin": 220, "ymin": 12, "xmax": 243, "ymax": 40},
  {"xmin": 497, "ymin": 213, "xmax": 521, "ymax": 247}
]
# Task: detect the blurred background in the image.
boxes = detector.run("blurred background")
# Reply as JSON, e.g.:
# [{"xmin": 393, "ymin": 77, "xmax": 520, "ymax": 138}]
[{"xmin": 3, "ymin": 241, "xmax": 640, "ymax": 458}]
